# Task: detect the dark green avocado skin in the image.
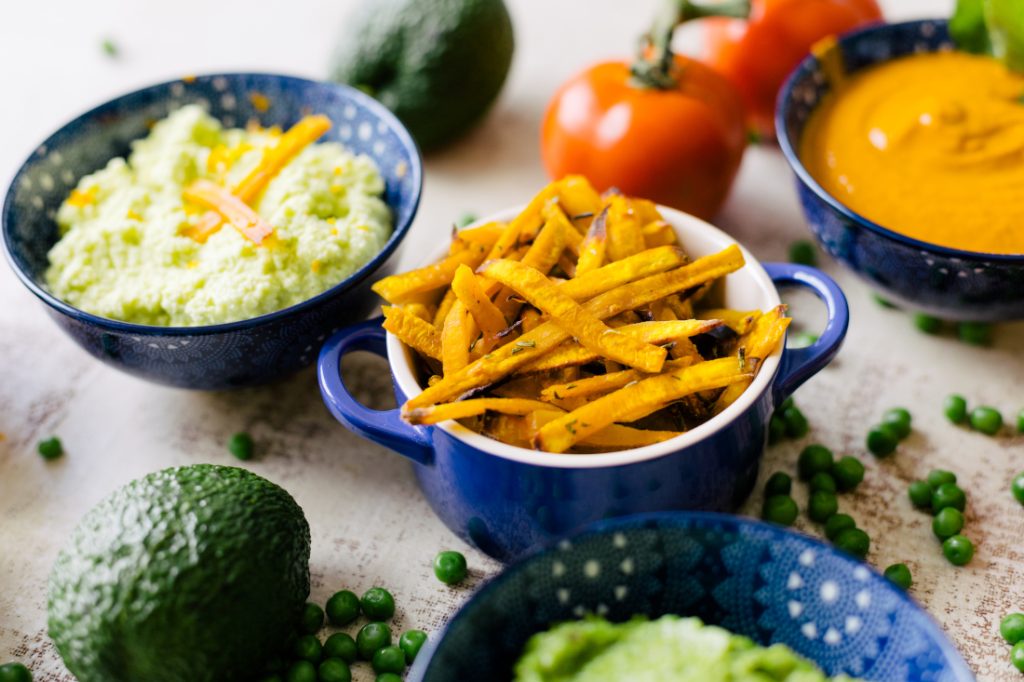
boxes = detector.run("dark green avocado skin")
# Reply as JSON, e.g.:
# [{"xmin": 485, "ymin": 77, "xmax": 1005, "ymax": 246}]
[
  {"xmin": 47, "ymin": 464, "xmax": 310, "ymax": 682},
  {"xmin": 330, "ymin": 0, "xmax": 515, "ymax": 151}
]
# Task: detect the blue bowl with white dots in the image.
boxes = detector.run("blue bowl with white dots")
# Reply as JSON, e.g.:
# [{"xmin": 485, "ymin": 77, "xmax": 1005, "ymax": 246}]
[
  {"xmin": 2, "ymin": 73, "xmax": 422, "ymax": 389},
  {"xmin": 410, "ymin": 513, "xmax": 973, "ymax": 681},
  {"xmin": 777, "ymin": 20, "xmax": 1024, "ymax": 321}
]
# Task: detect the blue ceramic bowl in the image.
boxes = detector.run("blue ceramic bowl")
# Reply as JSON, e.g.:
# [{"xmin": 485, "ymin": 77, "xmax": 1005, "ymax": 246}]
[
  {"xmin": 2, "ymin": 73, "xmax": 422, "ymax": 389},
  {"xmin": 408, "ymin": 512, "xmax": 973, "ymax": 681},
  {"xmin": 777, "ymin": 20, "xmax": 1024, "ymax": 321},
  {"xmin": 319, "ymin": 206, "xmax": 849, "ymax": 561}
]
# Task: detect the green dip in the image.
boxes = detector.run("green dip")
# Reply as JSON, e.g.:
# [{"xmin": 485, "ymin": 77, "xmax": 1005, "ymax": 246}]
[
  {"xmin": 514, "ymin": 616, "xmax": 857, "ymax": 682},
  {"xmin": 46, "ymin": 105, "xmax": 391, "ymax": 326}
]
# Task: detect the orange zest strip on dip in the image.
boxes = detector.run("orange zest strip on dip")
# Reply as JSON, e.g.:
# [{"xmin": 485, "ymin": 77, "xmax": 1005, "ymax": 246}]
[{"xmin": 182, "ymin": 180, "xmax": 274, "ymax": 245}]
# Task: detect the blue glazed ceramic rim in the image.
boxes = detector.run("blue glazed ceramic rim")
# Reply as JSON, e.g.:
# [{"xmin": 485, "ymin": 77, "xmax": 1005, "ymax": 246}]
[
  {"xmin": 411, "ymin": 511, "xmax": 974, "ymax": 680},
  {"xmin": 1, "ymin": 72, "xmax": 423, "ymax": 337},
  {"xmin": 775, "ymin": 19, "xmax": 1024, "ymax": 264}
]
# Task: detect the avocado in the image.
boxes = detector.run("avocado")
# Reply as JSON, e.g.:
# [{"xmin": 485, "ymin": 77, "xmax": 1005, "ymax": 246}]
[
  {"xmin": 47, "ymin": 465, "xmax": 311, "ymax": 682},
  {"xmin": 329, "ymin": 0, "xmax": 515, "ymax": 151}
]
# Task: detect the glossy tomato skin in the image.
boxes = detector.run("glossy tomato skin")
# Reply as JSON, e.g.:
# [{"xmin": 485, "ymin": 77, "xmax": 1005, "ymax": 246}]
[
  {"xmin": 703, "ymin": 0, "xmax": 883, "ymax": 138},
  {"xmin": 541, "ymin": 58, "xmax": 746, "ymax": 221}
]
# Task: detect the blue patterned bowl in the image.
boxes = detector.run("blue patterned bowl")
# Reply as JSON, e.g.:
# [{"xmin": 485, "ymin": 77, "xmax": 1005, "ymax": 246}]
[
  {"xmin": 777, "ymin": 20, "xmax": 1024, "ymax": 321},
  {"xmin": 2, "ymin": 73, "xmax": 422, "ymax": 389},
  {"xmin": 410, "ymin": 512, "xmax": 973, "ymax": 681}
]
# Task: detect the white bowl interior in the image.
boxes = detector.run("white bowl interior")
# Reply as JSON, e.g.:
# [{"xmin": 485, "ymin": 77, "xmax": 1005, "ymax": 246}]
[{"xmin": 387, "ymin": 205, "xmax": 783, "ymax": 468}]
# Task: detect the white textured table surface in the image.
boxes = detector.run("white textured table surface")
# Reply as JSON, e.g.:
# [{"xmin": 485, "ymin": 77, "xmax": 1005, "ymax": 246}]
[{"xmin": 2, "ymin": 1, "xmax": 1023, "ymax": 680}]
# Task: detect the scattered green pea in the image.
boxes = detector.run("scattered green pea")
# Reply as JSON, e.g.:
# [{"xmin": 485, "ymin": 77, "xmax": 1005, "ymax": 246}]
[
  {"xmin": 834, "ymin": 527, "xmax": 870, "ymax": 558},
  {"xmin": 908, "ymin": 480, "xmax": 934, "ymax": 509},
  {"xmin": 357, "ymin": 622, "xmax": 392, "ymax": 661},
  {"xmin": 788, "ymin": 240, "xmax": 817, "ymax": 266},
  {"xmin": 377, "ymin": 674, "xmax": 403, "ymax": 682},
  {"xmin": 456, "ymin": 212, "xmax": 478, "ymax": 227},
  {"xmin": 0, "ymin": 663, "xmax": 32, "ymax": 682},
  {"xmin": 764, "ymin": 471, "xmax": 792, "ymax": 497},
  {"xmin": 809, "ymin": 472, "xmax": 837, "ymax": 494},
  {"xmin": 292, "ymin": 634, "xmax": 322, "ymax": 663},
  {"xmin": 798, "ymin": 444, "xmax": 834, "ymax": 480},
  {"xmin": 300, "ymin": 602, "xmax": 324, "ymax": 634},
  {"xmin": 866, "ymin": 425, "xmax": 898, "ymax": 457},
  {"xmin": 932, "ymin": 483, "xmax": 967, "ymax": 514},
  {"xmin": 944, "ymin": 395, "xmax": 968, "ymax": 424},
  {"xmin": 286, "ymin": 660, "xmax": 317, "ymax": 682},
  {"xmin": 323, "ymin": 632, "xmax": 358, "ymax": 664},
  {"xmin": 970, "ymin": 406, "xmax": 1003, "ymax": 435},
  {"xmin": 883, "ymin": 563, "xmax": 912, "ymax": 590},
  {"xmin": 942, "ymin": 534, "xmax": 974, "ymax": 566},
  {"xmin": 927, "ymin": 470, "xmax": 957, "ymax": 488},
  {"xmin": 372, "ymin": 645, "xmax": 406, "ymax": 674},
  {"xmin": 808, "ymin": 491, "xmax": 839, "ymax": 523},
  {"xmin": 317, "ymin": 658, "xmax": 352, "ymax": 682},
  {"xmin": 768, "ymin": 415, "xmax": 787, "ymax": 445},
  {"xmin": 326, "ymin": 590, "xmax": 361, "ymax": 626},
  {"xmin": 882, "ymin": 408, "xmax": 912, "ymax": 439},
  {"xmin": 913, "ymin": 313, "xmax": 942, "ymax": 334},
  {"xmin": 37, "ymin": 437, "xmax": 63, "ymax": 460},
  {"xmin": 227, "ymin": 432, "xmax": 254, "ymax": 460},
  {"xmin": 361, "ymin": 587, "xmax": 396, "ymax": 621},
  {"xmin": 956, "ymin": 321, "xmax": 992, "ymax": 346},
  {"xmin": 434, "ymin": 550, "xmax": 468, "ymax": 585},
  {"xmin": 831, "ymin": 456, "xmax": 865, "ymax": 492},
  {"xmin": 781, "ymin": 406, "xmax": 809, "ymax": 438},
  {"xmin": 1012, "ymin": 471, "xmax": 1024, "ymax": 505},
  {"xmin": 399, "ymin": 630, "xmax": 428, "ymax": 664},
  {"xmin": 1001, "ymin": 613, "xmax": 1024, "ymax": 645},
  {"xmin": 824, "ymin": 513, "xmax": 856, "ymax": 541},
  {"xmin": 762, "ymin": 495, "xmax": 798, "ymax": 526},
  {"xmin": 1012, "ymin": 641, "xmax": 1024, "ymax": 673},
  {"xmin": 932, "ymin": 507, "xmax": 964, "ymax": 539},
  {"xmin": 872, "ymin": 293, "xmax": 897, "ymax": 309}
]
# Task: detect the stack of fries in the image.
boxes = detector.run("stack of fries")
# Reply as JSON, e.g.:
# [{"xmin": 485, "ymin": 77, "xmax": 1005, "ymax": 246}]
[{"xmin": 372, "ymin": 177, "xmax": 789, "ymax": 454}]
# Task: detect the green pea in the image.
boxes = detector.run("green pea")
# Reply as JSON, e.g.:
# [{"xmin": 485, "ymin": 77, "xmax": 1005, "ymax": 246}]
[
  {"xmin": 970, "ymin": 406, "xmax": 1003, "ymax": 435},
  {"xmin": 932, "ymin": 507, "xmax": 964, "ymax": 539},
  {"xmin": 824, "ymin": 513, "xmax": 856, "ymax": 541},
  {"xmin": 323, "ymin": 633, "xmax": 358, "ymax": 664},
  {"xmin": 788, "ymin": 240, "xmax": 817, "ymax": 266},
  {"xmin": 300, "ymin": 602, "xmax": 324, "ymax": 634},
  {"xmin": 1000, "ymin": 613, "xmax": 1024, "ymax": 645},
  {"xmin": 956, "ymin": 321, "xmax": 992, "ymax": 346},
  {"xmin": 944, "ymin": 394, "xmax": 968, "ymax": 424},
  {"xmin": 371, "ymin": 645, "xmax": 406, "ymax": 674},
  {"xmin": 831, "ymin": 456, "xmax": 865, "ymax": 492},
  {"xmin": 1012, "ymin": 641, "xmax": 1024, "ymax": 673},
  {"xmin": 762, "ymin": 495, "xmax": 798, "ymax": 526},
  {"xmin": 809, "ymin": 472, "xmax": 837, "ymax": 494},
  {"xmin": 932, "ymin": 483, "xmax": 967, "ymax": 514},
  {"xmin": 872, "ymin": 293, "xmax": 897, "ymax": 309},
  {"xmin": 807, "ymin": 491, "xmax": 838, "ymax": 522},
  {"xmin": 361, "ymin": 587, "xmax": 396, "ymax": 620},
  {"xmin": 286, "ymin": 661, "xmax": 317, "ymax": 682},
  {"xmin": 377, "ymin": 674, "xmax": 403, "ymax": 682},
  {"xmin": 37, "ymin": 437, "xmax": 63, "ymax": 460},
  {"xmin": 1012, "ymin": 471, "xmax": 1024, "ymax": 505},
  {"xmin": 325, "ymin": 590, "xmax": 361, "ymax": 626},
  {"xmin": 834, "ymin": 527, "xmax": 870, "ymax": 558},
  {"xmin": 768, "ymin": 415, "xmax": 787, "ymax": 445},
  {"xmin": 293, "ymin": 634, "xmax": 322, "ymax": 663},
  {"xmin": 866, "ymin": 425, "xmax": 898, "ymax": 457},
  {"xmin": 798, "ymin": 444, "xmax": 834, "ymax": 481},
  {"xmin": 913, "ymin": 313, "xmax": 942, "ymax": 334},
  {"xmin": 927, "ymin": 470, "xmax": 957, "ymax": 488},
  {"xmin": 882, "ymin": 408, "xmax": 912, "ymax": 439},
  {"xmin": 456, "ymin": 212, "xmax": 478, "ymax": 227},
  {"xmin": 0, "ymin": 663, "xmax": 32, "ymax": 682},
  {"xmin": 908, "ymin": 480, "xmax": 934, "ymax": 509},
  {"xmin": 942, "ymin": 534, "xmax": 974, "ymax": 566},
  {"xmin": 883, "ymin": 563, "xmax": 912, "ymax": 590},
  {"xmin": 227, "ymin": 432, "xmax": 254, "ymax": 460},
  {"xmin": 781, "ymin": 406, "xmax": 809, "ymax": 439},
  {"xmin": 764, "ymin": 471, "xmax": 792, "ymax": 497},
  {"xmin": 317, "ymin": 659, "xmax": 351, "ymax": 682},
  {"xmin": 357, "ymin": 622, "xmax": 392, "ymax": 661},
  {"xmin": 434, "ymin": 550, "xmax": 468, "ymax": 585},
  {"xmin": 399, "ymin": 630, "xmax": 428, "ymax": 664}
]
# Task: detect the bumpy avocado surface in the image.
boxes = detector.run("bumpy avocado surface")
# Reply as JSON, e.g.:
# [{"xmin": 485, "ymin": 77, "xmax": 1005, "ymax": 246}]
[{"xmin": 47, "ymin": 464, "xmax": 310, "ymax": 682}]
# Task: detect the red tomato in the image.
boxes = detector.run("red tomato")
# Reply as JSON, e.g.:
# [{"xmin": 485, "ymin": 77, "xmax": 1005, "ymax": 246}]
[
  {"xmin": 540, "ymin": 57, "xmax": 747, "ymax": 221},
  {"xmin": 702, "ymin": 0, "xmax": 883, "ymax": 138}
]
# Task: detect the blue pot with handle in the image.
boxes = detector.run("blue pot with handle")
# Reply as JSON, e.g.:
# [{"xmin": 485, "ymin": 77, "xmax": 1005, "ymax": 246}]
[{"xmin": 318, "ymin": 206, "xmax": 849, "ymax": 561}]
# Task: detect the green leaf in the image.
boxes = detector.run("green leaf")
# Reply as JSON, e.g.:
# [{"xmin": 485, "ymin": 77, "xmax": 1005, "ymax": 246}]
[
  {"xmin": 950, "ymin": 0, "xmax": 993, "ymax": 54},
  {"xmin": 985, "ymin": 0, "xmax": 1024, "ymax": 72}
]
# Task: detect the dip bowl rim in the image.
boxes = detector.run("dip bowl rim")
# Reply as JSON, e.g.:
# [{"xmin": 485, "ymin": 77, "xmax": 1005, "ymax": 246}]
[
  {"xmin": 775, "ymin": 18, "xmax": 1024, "ymax": 265},
  {"xmin": 1, "ymin": 71, "xmax": 423, "ymax": 337}
]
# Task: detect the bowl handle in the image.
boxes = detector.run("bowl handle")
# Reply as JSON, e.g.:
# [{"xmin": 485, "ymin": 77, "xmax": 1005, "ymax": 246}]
[
  {"xmin": 762, "ymin": 263, "xmax": 849, "ymax": 406},
  {"xmin": 317, "ymin": 318, "xmax": 434, "ymax": 465}
]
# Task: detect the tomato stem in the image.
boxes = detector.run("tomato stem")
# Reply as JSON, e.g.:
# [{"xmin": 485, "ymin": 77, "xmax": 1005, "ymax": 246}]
[{"xmin": 631, "ymin": 0, "xmax": 751, "ymax": 89}]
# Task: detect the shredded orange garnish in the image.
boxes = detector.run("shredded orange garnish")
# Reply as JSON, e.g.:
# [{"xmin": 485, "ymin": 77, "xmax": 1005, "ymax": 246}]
[
  {"xmin": 311, "ymin": 259, "xmax": 322, "ymax": 273},
  {"xmin": 333, "ymin": 166, "xmax": 343, "ymax": 175},
  {"xmin": 182, "ymin": 74, "xmax": 196, "ymax": 83},
  {"xmin": 182, "ymin": 180, "xmax": 273, "ymax": 245},
  {"xmin": 126, "ymin": 209, "xmax": 143, "ymax": 221},
  {"xmin": 249, "ymin": 92, "xmax": 271, "ymax": 112},
  {"xmin": 186, "ymin": 259, "xmax": 199, "ymax": 269},
  {"xmin": 67, "ymin": 188, "xmax": 96, "ymax": 208}
]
